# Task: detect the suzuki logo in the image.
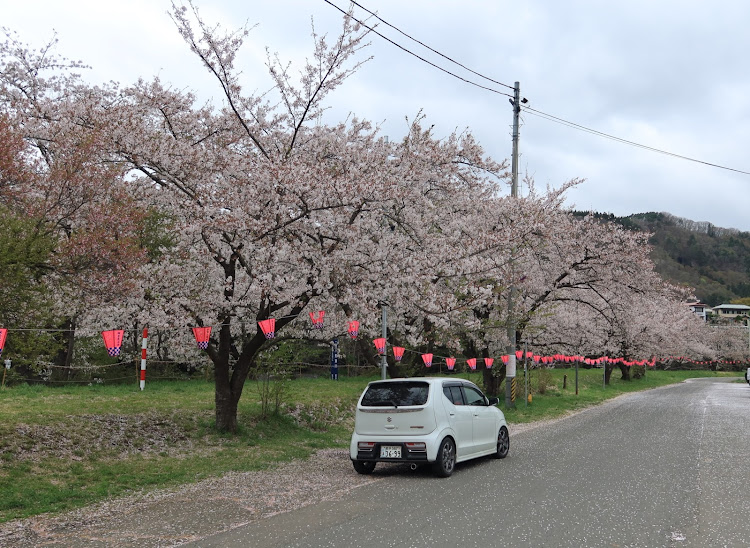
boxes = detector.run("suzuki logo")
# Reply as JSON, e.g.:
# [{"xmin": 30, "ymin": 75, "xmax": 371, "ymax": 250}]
[{"xmin": 387, "ymin": 417, "xmax": 392, "ymax": 422}]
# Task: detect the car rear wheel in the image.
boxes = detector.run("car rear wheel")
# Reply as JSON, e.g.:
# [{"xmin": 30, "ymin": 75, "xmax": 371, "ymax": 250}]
[
  {"xmin": 495, "ymin": 426, "xmax": 509, "ymax": 459},
  {"xmin": 433, "ymin": 437, "xmax": 456, "ymax": 477},
  {"xmin": 352, "ymin": 460, "xmax": 376, "ymax": 475}
]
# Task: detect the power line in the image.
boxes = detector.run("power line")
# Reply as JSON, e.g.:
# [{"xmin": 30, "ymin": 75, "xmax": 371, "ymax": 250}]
[
  {"xmin": 522, "ymin": 106, "xmax": 750, "ymax": 176},
  {"xmin": 321, "ymin": 0, "xmax": 513, "ymax": 99},
  {"xmin": 344, "ymin": 0, "xmax": 515, "ymax": 91},
  {"xmin": 323, "ymin": 0, "xmax": 750, "ymax": 177}
]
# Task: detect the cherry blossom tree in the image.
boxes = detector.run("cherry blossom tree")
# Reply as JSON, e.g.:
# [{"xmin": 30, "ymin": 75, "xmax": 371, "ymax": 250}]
[
  {"xmin": 704, "ymin": 322, "xmax": 750, "ymax": 366},
  {"xmin": 79, "ymin": 3, "xmax": 510, "ymax": 431},
  {"xmin": 0, "ymin": 31, "xmax": 153, "ymax": 302},
  {"xmin": 513, "ymin": 209, "xmax": 705, "ymax": 383},
  {"xmin": 0, "ymin": 33, "xmax": 157, "ymax": 379}
]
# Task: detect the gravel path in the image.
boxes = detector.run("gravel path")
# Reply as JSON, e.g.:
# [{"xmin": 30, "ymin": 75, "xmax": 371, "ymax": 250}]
[
  {"xmin": 0, "ymin": 449, "xmax": 379, "ymax": 547},
  {"xmin": 0, "ymin": 421, "xmax": 553, "ymax": 547}
]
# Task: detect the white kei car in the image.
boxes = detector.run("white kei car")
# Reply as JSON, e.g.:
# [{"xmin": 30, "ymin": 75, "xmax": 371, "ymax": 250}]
[{"xmin": 350, "ymin": 377, "xmax": 509, "ymax": 477}]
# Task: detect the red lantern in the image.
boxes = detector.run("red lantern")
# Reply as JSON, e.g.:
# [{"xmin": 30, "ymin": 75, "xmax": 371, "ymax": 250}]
[
  {"xmin": 515, "ymin": 350, "xmax": 523, "ymax": 360},
  {"xmin": 422, "ymin": 353, "xmax": 433, "ymax": 368},
  {"xmin": 373, "ymin": 338, "xmax": 386, "ymax": 355},
  {"xmin": 532, "ymin": 355, "xmax": 541, "ymax": 363},
  {"xmin": 192, "ymin": 326, "xmax": 212, "ymax": 350},
  {"xmin": 348, "ymin": 320, "xmax": 360, "ymax": 339},
  {"xmin": 0, "ymin": 328, "xmax": 6, "ymax": 355},
  {"xmin": 393, "ymin": 346, "xmax": 405, "ymax": 361},
  {"xmin": 467, "ymin": 358, "xmax": 477, "ymax": 370},
  {"xmin": 501, "ymin": 355, "xmax": 510, "ymax": 364},
  {"xmin": 258, "ymin": 318, "xmax": 276, "ymax": 339},
  {"xmin": 484, "ymin": 357, "xmax": 494, "ymax": 369},
  {"xmin": 309, "ymin": 310, "xmax": 325, "ymax": 329},
  {"xmin": 102, "ymin": 329, "xmax": 124, "ymax": 357},
  {"xmin": 446, "ymin": 357, "xmax": 456, "ymax": 371}
]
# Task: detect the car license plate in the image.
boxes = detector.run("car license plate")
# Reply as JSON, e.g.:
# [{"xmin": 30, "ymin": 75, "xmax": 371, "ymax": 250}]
[{"xmin": 380, "ymin": 446, "xmax": 401, "ymax": 459}]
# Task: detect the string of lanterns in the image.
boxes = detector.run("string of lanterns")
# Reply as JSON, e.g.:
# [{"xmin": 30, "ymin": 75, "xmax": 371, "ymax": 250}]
[{"xmin": 1, "ymin": 311, "xmax": 748, "ymax": 379}]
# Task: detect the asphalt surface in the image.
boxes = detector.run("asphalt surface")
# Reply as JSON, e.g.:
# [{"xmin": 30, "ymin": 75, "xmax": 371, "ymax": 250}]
[{"xmin": 188, "ymin": 377, "xmax": 750, "ymax": 548}]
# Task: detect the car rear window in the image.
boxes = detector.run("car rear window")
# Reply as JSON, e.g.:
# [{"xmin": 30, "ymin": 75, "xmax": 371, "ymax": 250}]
[{"xmin": 361, "ymin": 381, "xmax": 430, "ymax": 407}]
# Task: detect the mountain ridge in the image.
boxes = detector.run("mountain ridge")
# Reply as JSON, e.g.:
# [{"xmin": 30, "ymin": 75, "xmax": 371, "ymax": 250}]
[{"xmin": 571, "ymin": 211, "xmax": 750, "ymax": 307}]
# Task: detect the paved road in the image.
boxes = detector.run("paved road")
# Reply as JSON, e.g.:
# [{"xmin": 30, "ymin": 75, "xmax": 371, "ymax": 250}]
[{"xmin": 189, "ymin": 378, "xmax": 750, "ymax": 548}]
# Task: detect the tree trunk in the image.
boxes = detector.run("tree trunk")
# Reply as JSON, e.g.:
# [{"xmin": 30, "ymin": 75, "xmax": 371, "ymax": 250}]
[
  {"xmin": 387, "ymin": 362, "xmax": 405, "ymax": 378},
  {"xmin": 618, "ymin": 363, "xmax": 631, "ymax": 381},
  {"xmin": 213, "ymin": 352, "xmax": 239, "ymax": 432},
  {"xmin": 483, "ymin": 366, "xmax": 505, "ymax": 398},
  {"xmin": 52, "ymin": 317, "xmax": 76, "ymax": 382},
  {"xmin": 604, "ymin": 363, "xmax": 614, "ymax": 385},
  {"xmin": 210, "ymin": 317, "xmax": 240, "ymax": 433},
  {"xmin": 215, "ymin": 384, "xmax": 239, "ymax": 433},
  {"xmin": 207, "ymin": 294, "xmax": 317, "ymax": 433},
  {"xmin": 210, "ymin": 314, "xmax": 270, "ymax": 433},
  {"xmin": 64, "ymin": 317, "xmax": 75, "ymax": 378}
]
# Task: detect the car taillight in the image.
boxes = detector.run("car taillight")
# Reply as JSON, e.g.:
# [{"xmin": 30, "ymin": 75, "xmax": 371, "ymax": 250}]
[
  {"xmin": 405, "ymin": 442, "xmax": 426, "ymax": 452},
  {"xmin": 358, "ymin": 442, "xmax": 376, "ymax": 451}
]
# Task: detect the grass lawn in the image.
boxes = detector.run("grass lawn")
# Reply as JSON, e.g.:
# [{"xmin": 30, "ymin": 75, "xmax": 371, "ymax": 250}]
[{"xmin": 0, "ymin": 368, "xmax": 739, "ymax": 523}]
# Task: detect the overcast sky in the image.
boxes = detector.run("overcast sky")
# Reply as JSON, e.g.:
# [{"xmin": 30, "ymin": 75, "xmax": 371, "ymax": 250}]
[{"xmin": 3, "ymin": 0, "xmax": 749, "ymax": 231}]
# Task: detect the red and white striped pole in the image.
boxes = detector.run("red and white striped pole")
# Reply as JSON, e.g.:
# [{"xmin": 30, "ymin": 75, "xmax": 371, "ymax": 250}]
[{"xmin": 140, "ymin": 327, "xmax": 148, "ymax": 390}]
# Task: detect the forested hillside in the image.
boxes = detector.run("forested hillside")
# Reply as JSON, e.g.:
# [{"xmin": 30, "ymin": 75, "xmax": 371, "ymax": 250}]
[{"xmin": 574, "ymin": 211, "xmax": 750, "ymax": 306}]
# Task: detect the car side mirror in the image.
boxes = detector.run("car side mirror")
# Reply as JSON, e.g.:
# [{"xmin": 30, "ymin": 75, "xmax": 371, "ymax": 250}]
[{"xmin": 487, "ymin": 397, "xmax": 499, "ymax": 406}]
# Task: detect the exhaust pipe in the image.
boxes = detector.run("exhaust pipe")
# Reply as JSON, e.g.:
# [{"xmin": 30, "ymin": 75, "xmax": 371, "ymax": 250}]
[{"xmin": 410, "ymin": 463, "xmax": 418, "ymax": 471}]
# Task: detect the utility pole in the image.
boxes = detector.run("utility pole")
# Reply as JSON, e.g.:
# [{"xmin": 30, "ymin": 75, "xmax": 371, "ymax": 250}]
[
  {"xmin": 506, "ymin": 81, "xmax": 521, "ymax": 408},
  {"xmin": 511, "ymin": 82, "xmax": 520, "ymax": 197}
]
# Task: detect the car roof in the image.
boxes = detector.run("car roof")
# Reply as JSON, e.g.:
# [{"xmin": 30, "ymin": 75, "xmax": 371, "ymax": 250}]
[{"xmin": 367, "ymin": 377, "xmax": 479, "ymax": 388}]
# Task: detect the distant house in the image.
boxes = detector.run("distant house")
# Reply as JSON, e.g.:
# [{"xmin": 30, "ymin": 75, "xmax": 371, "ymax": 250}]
[
  {"xmin": 688, "ymin": 302, "xmax": 710, "ymax": 321},
  {"xmin": 711, "ymin": 304, "xmax": 750, "ymax": 319}
]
